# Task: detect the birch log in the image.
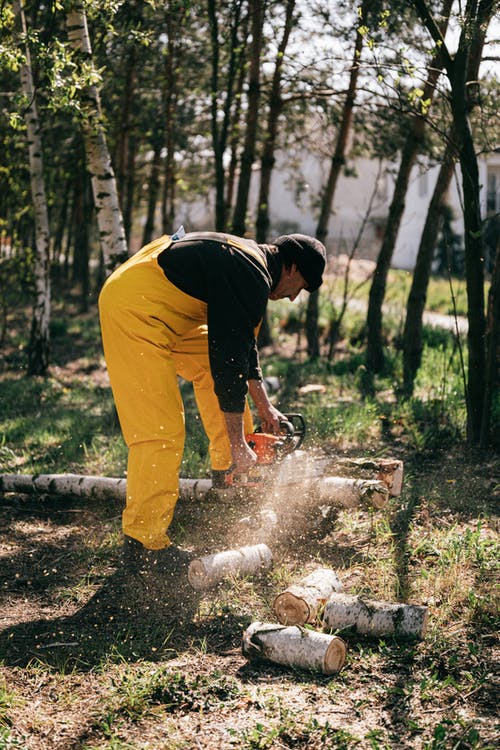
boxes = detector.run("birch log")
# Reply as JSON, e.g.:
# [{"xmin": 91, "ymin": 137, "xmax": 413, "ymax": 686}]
[
  {"xmin": 376, "ymin": 460, "xmax": 404, "ymax": 497},
  {"xmin": 242, "ymin": 622, "xmax": 346, "ymax": 675},
  {"xmin": 187, "ymin": 544, "xmax": 272, "ymax": 591},
  {"xmin": 323, "ymin": 593, "xmax": 428, "ymax": 639},
  {"xmin": 317, "ymin": 477, "xmax": 389, "ymax": 509},
  {"xmin": 273, "ymin": 568, "xmax": 343, "ymax": 626},
  {"xmin": 0, "ymin": 474, "xmax": 212, "ymax": 502}
]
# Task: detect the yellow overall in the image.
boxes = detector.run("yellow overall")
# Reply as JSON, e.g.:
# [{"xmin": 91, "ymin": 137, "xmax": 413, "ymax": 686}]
[{"xmin": 98, "ymin": 235, "xmax": 254, "ymax": 549}]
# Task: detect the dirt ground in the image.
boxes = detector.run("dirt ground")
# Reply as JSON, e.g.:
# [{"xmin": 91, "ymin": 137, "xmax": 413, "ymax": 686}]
[{"xmin": 0, "ymin": 446, "xmax": 498, "ymax": 750}]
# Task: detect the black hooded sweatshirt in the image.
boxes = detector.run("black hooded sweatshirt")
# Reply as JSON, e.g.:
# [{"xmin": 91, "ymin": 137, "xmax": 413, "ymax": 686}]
[{"xmin": 157, "ymin": 232, "xmax": 282, "ymax": 413}]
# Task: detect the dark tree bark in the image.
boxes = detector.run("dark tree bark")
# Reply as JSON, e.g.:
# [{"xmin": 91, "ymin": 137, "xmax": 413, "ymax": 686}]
[
  {"xmin": 306, "ymin": 0, "xmax": 369, "ymax": 359},
  {"xmin": 208, "ymin": 0, "xmax": 246, "ymax": 232},
  {"xmin": 402, "ymin": 143, "xmax": 455, "ymax": 395},
  {"xmin": 365, "ymin": 0, "xmax": 452, "ymax": 374},
  {"xmin": 255, "ymin": 0, "xmax": 296, "ymax": 244},
  {"xmin": 481, "ymin": 239, "xmax": 500, "ymax": 446},
  {"xmin": 231, "ymin": 0, "xmax": 266, "ymax": 236},
  {"xmin": 412, "ymin": 0, "xmax": 496, "ymax": 444}
]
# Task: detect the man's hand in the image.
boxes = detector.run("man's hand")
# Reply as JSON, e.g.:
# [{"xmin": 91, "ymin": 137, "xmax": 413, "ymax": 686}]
[
  {"xmin": 224, "ymin": 412, "xmax": 258, "ymax": 473},
  {"xmin": 248, "ymin": 379, "xmax": 286, "ymax": 434}
]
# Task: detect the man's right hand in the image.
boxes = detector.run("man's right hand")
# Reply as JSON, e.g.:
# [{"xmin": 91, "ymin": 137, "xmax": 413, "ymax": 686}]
[{"xmin": 223, "ymin": 412, "xmax": 258, "ymax": 474}]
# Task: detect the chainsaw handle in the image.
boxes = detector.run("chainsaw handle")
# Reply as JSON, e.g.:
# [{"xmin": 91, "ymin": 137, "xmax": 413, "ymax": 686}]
[{"xmin": 282, "ymin": 413, "xmax": 306, "ymax": 450}]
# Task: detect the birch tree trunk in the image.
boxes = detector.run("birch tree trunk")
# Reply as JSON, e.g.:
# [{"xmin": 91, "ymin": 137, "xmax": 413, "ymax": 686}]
[
  {"xmin": 66, "ymin": 2, "xmax": 127, "ymax": 273},
  {"xmin": 365, "ymin": 0, "xmax": 452, "ymax": 374},
  {"xmin": 14, "ymin": 0, "xmax": 51, "ymax": 376},
  {"xmin": 231, "ymin": 0, "xmax": 265, "ymax": 236}
]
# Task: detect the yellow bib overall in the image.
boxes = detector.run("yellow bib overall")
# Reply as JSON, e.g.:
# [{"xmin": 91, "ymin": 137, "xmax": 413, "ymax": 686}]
[{"xmin": 98, "ymin": 235, "xmax": 254, "ymax": 549}]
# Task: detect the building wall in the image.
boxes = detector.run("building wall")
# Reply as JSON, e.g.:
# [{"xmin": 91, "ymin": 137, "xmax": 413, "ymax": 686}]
[{"xmin": 171, "ymin": 151, "xmax": 499, "ymax": 271}]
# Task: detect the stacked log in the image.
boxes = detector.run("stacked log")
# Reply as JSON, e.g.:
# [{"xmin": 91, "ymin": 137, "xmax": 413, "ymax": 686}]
[
  {"xmin": 273, "ymin": 568, "xmax": 343, "ymax": 626},
  {"xmin": 323, "ymin": 593, "xmax": 428, "ymax": 639},
  {"xmin": 187, "ymin": 543, "xmax": 272, "ymax": 591},
  {"xmin": 242, "ymin": 622, "xmax": 346, "ymax": 675}
]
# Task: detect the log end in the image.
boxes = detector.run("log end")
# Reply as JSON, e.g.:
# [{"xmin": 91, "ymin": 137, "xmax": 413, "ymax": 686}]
[
  {"xmin": 187, "ymin": 559, "xmax": 207, "ymax": 591},
  {"xmin": 273, "ymin": 592, "xmax": 310, "ymax": 627},
  {"xmin": 324, "ymin": 635, "xmax": 347, "ymax": 674}
]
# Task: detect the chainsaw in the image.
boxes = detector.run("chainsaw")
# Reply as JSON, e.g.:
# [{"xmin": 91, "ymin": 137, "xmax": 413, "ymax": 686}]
[{"xmin": 224, "ymin": 413, "xmax": 306, "ymax": 488}]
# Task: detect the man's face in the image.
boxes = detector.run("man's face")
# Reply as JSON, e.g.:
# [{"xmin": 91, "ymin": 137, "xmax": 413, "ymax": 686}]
[{"xmin": 268, "ymin": 263, "xmax": 309, "ymax": 301}]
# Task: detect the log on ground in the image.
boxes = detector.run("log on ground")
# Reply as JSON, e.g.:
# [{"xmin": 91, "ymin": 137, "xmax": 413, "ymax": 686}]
[
  {"xmin": 273, "ymin": 568, "xmax": 343, "ymax": 626},
  {"xmin": 187, "ymin": 543, "xmax": 273, "ymax": 591},
  {"xmin": 323, "ymin": 592, "xmax": 428, "ymax": 638},
  {"xmin": 242, "ymin": 621, "xmax": 346, "ymax": 675},
  {"xmin": 316, "ymin": 477, "xmax": 389, "ymax": 509},
  {"xmin": 0, "ymin": 473, "xmax": 213, "ymax": 502}
]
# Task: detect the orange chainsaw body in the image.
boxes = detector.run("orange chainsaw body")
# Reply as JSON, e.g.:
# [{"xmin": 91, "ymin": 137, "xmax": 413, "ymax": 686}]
[{"xmin": 224, "ymin": 414, "xmax": 306, "ymax": 487}]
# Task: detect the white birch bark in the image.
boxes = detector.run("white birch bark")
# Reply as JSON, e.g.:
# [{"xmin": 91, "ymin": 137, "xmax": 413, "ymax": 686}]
[
  {"xmin": 317, "ymin": 477, "xmax": 389, "ymax": 509},
  {"xmin": 0, "ymin": 473, "xmax": 213, "ymax": 502},
  {"xmin": 14, "ymin": 0, "xmax": 51, "ymax": 374},
  {"xmin": 273, "ymin": 568, "xmax": 343, "ymax": 626},
  {"xmin": 187, "ymin": 544, "xmax": 273, "ymax": 590},
  {"xmin": 66, "ymin": 3, "xmax": 127, "ymax": 272},
  {"xmin": 323, "ymin": 592, "xmax": 428, "ymax": 639},
  {"xmin": 242, "ymin": 622, "xmax": 346, "ymax": 674}
]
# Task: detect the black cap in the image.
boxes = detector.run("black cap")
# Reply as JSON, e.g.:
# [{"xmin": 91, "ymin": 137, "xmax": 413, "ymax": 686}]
[{"xmin": 273, "ymin": 234, "xmax": 326, "ymax": 292}]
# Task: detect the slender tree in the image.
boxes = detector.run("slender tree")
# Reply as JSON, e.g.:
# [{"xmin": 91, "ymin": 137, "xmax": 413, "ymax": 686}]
[
  {"xmin": 306, "ymin": 0, "xmax": 369, "ymax": 359},
  {"xmin": 208, "ymin": 0, "xmax": 247, "ymax": 231},
  {"xmin": 364, "ymin": 0, "xmax": 452, "ymax": 374},
  {"xmin": 232, "ymin": 0, "xmax": 266, "ymax": 235},
  {"xmin": 412, "ymin": 0, "xmax": 497, "ymax": 444},
  {"xmin": 14, "ymin": 0, "xmax": 51, "ymax": 375},
  {"xmin": 66, "ymin": 2, "xmax": 127, "ymax": 273}
]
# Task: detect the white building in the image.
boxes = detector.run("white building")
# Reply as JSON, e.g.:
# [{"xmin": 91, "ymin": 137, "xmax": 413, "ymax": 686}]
[{"xmin": 177, "ymin": 150, "xmax": 500, "ymax": 271}]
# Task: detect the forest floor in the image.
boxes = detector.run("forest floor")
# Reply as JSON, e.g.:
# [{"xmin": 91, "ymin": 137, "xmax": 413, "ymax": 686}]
[{"xmin": 0, "ymin": 276, "xmax": 498, "ymax": 750}]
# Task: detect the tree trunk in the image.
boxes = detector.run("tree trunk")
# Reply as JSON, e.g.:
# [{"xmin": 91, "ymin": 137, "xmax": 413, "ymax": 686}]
[
  {"xmin": 66, "ymin": 2, "xmax": 127, "ymax": 273},
  {"xmin": 255, "ymin": 0, "xmax": 296, "ymax": 243},
  {"xmin": 306, "ymin": 0, "xmax": 367, "ymax": 360},
  {"xmin": 273, "ymin": 568, "xmax": 343, "ymax": 626},
  {"xmin": 187, "ymin": 544, "xmax": 272, "ymax": 590},
  {"xmin": 323, "ymin": 593, "xmax": 428, "ymax": 639},
  {"xmin": 480, "ymin": 230, "xmax": 500, "ymax": 446},
  {"xmin": 208, "ymin": 0, "xmax": 246, "ymax": 232},
  {"xmin": 243, "ymin": 622, "xmax": 346, "ymax": 674},
  {"xmin": 142, "ymin": 138, "xmax": 163, "ymax": 246},
  {"xmin": 365, "ymin": 0, "xmax": 452, "ymax": 373},
  {"xmin": 14, "ymin": 0, "xmax": 51, "ymax": 376},
  {"xmin": 161, "ymin": 6, "xmax": 183, "ymax": 234},
  {"xmin": 411, "ymin": 0, "xmax": 496, "ymax": 445},
  {"xmin": 231, "ymin": 0, "xmax": 265, "ymax": 236},
  {"xmin": 305, "ymin": 289, "xmax": 320, "ymax": 358},
  {"xmin": 402, "ymin": 143, "xmax": 455, "ymax": 395}
]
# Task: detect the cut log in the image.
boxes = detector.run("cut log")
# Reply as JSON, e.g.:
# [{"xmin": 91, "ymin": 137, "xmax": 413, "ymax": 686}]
[
  {"xmin": 320, "ymin": 458, "xmax": 404, "ymax": 497},
  {"xmin": 273, "ymin": 568, "xmax": 343, "ymax": 626},
  {"xmin": 242, "ymin": 621, "xmax": 346, "ymax": 675},
  {"xmin": 187, "ymin": 544, "xmax": 272, "ymax": 591},
  {"xmin": 317, "ymin": 477, "xmax": 389, "ymax": 509},
  {"xmin": 323, "ymin": 593, "xmax": 428, "ymax": 639},
  {"xmin": 0, "ymin": 473, "xmax": 212, "ymax": 502}
]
